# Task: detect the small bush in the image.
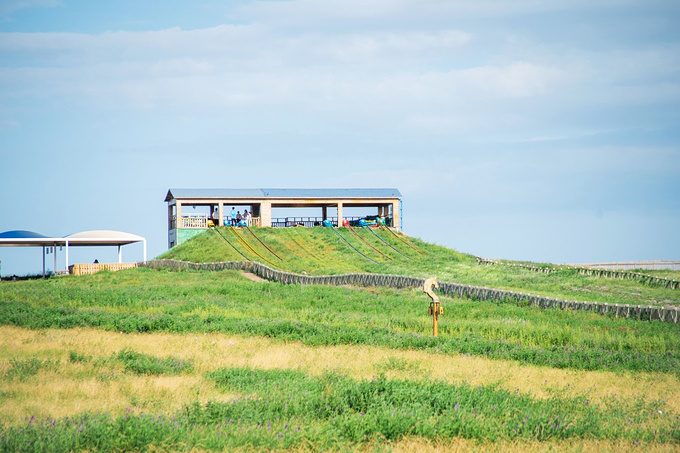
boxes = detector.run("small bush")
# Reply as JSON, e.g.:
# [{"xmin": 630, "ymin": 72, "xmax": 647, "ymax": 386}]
[
  {"xmin": 4, "ymin": 358, "xmax": 59, "ymax": 381},
  {"xmin": 116, "ymin": 348, "xmax": 193, "ymax": 375},
  {"xmin": 68, "ymin": 350, "xmax": 90, "ymax": 363}
]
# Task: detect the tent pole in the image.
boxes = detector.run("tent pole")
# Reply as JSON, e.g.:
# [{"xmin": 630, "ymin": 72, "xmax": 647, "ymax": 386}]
[
  {"xmin": 65, "ymin": 240, "xmax": 69, "ymax": 274},
  {"xmin": 143, "ymin": 239, "xmax": 147, "ymax": 263},
  {"xmin": 118, "ymin": 245, "xmax": 122, "ymax": 263},
  {"xmin": 54, "ymin": 244, "xmax": 57, "ymax": 275},
  {"xmin": 42, "ymin": 246, "xmax": 45, "ymax": 278}
]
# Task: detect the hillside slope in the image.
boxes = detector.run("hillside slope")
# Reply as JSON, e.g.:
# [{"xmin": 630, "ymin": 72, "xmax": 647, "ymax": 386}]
[{"xmin": 159, "ymin": 226, "xmax": 680, "ymax": 307}]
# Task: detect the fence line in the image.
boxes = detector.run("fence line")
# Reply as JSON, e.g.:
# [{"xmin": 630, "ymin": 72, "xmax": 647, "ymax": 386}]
[
  {"xmin": 140, "ymin": 259, "xmax": 680, "ymax": 325},
  {"xmin": 476, "ymin": 257, "xmax": 680, "ymax": 290},
  {"xmin": 575, "ymin": 261, "xmax": 680, "ymax": 271}
]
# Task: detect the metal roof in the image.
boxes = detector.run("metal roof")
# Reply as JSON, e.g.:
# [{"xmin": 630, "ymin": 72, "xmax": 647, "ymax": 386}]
[
  {"xmin": 0, "ymin": 230, "xmax": 63, "ymax": 247},
  {"xmin": 165, "ymin": 188, "xmax": 402, "ymax": 201},
  {"xmin": 0, "ymin": 230, "xmax": 50, "ymax": 239}
]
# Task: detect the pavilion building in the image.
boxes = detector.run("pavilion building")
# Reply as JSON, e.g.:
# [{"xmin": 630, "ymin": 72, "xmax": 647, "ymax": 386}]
[{"xmin": 165, "ymin": 188, "xmax": 403, "ymax": 248}]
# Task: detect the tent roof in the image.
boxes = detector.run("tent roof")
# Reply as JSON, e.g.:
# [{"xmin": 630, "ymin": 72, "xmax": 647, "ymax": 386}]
[
  {"xmin": 0, "ymin": 230, "xmax": 145, "ymax": 247},
  {"xmin": 65, "ymin": 230, "xmax": 145, "ymax": 245}
]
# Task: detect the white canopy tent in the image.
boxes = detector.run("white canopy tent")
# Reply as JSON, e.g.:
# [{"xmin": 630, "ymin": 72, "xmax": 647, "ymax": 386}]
[
  {"xmin": 0, "ymin": 230, "xmax": 147, "ymax": 276},
  {"xmin": 62, "ymin": 230, "xmax": 147, "ymax": 268}
]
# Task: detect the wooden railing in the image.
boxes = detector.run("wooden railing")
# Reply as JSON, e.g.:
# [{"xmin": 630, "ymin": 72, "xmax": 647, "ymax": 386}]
[
  {"xmin": 173, "ymin": 215, "xmax": 388, "ymax": 229},
  {"xmin": 180, "ymin": 216, "xmax": 209, "ymax": 229},
  {"xmin": 271, "ymin": 217, "xmax": 339, "ymax": 228},
  {"xmin": 270, "ymin": 216, "xmax": 369, "ymax": 228}
]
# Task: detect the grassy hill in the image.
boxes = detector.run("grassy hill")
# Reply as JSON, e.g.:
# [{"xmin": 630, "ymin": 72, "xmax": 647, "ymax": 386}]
[{"xmin": 159, "ymin": 226, "xmax": 680, "ymax": 307}]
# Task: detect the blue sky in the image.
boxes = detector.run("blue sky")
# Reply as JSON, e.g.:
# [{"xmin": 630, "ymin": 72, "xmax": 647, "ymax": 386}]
[{"xmin": 1, "ymin": 0, "xmax": 679, "ymax": 276}]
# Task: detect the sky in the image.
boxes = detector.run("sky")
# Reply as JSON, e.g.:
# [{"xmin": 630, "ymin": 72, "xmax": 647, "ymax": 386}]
[{"xmin": 1, "ymin": 0, "xmax": 679, "ymax": 276}]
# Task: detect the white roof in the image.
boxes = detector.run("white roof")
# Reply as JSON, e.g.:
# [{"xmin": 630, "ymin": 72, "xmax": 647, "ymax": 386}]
[
  {"xmin": 0, "ymin": 230, "xmax": 145, "ymax": 247},
  {"xmin": 65, "ymin": 230, "xmax": 145, "ymax": 245}
]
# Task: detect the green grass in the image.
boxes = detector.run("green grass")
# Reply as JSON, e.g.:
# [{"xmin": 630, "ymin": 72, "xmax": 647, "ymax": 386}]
[
  {"xmin": 1, "ymin": 367, "xmax": 678, "ymax": 451},
  {"xmin": 3, "ymin": 358, "xmax": 60, "ymax": 382},
  {"xmin": 68, "ymin": 350, "xmax": 90, "ymax": 364},
  {"xmin": 116, "ymin": 348, "xmax": 193, "ymax": 376},
  {"xmin": 1, "ymin": 268, "xmax": 678, "ymax": 375},
  {"xmin": 2, "ymin": 228, "xmax": 679, "ymax": 451},
  {"xmin": 158, "ymin": 227, "xmax": 680, "ymax": 307},
  {"xmin": 2, "ymin": 242, "xmax": 680, "ymax": 451}
]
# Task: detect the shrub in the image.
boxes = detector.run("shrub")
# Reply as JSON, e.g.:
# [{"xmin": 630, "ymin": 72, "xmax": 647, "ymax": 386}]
[{"xmin": 116, "ymin": 348, "xmax": 193, "ymax": 375}]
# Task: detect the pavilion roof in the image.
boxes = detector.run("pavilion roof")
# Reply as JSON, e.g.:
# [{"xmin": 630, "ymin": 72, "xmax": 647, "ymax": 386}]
[{"xmin": 165, "ymin": 188, "xmax": 402, "ymax": 202}]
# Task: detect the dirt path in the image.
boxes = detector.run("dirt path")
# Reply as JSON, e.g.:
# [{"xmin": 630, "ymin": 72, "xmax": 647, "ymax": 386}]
[{"xmin": 240, "ymin": 271, "xmax": 267, "ymax": 282}]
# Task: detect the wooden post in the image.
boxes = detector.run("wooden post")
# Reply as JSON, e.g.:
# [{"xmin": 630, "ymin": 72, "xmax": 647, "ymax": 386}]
[
  {"xmin": 260, "ymin": 201, "xmax": 272, "ymax": 227},
  {"xmin": 391, "ymin": 201, "xmax": 400, "ymax": 230},
  {"xmin": 423, "ymin": 277, "xmax": 442, "ymax": 337},
  {"xmin": 431, "ymin": 302, "xmax": 440, "ymax": 337}
]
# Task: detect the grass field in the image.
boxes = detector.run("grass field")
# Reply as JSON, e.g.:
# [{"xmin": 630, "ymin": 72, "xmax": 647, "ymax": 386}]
[{"xmin": 1, "ymin": 228, "xmax": 679, "ymax": 451}]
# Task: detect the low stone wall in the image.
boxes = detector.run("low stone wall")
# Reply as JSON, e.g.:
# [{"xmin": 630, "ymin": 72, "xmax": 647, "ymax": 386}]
[
  {"xmin": 476, "ymin": 257, "xmax": 680, "ymax": 290},
  {"xmin": 141, "ymin": 259, "xmax": 680, "ymax": 324}
]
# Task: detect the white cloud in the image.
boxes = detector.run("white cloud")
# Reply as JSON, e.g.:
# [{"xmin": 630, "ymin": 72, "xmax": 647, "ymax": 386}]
[
  {"xmin": 0, "ymin": 24, "xmax": 568, "ymax": 116},
  {"xmin": 0, "ymin": 0, "xmax": 678, "ymax": 138}
]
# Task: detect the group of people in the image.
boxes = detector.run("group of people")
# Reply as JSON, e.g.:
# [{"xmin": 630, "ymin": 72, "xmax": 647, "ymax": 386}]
[{"xmin": 213, "ymin": 207, "xmax": 252, "ymax": 227}]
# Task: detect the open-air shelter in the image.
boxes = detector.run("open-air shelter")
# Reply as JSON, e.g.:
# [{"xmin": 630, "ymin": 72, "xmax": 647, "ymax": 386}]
[
  {"xmin": 165, "ymin": 188, "xmax": 403, "ymax": 248},
  {"xmin": 0, "ymin": 230, "xmax": 147, "ymax": 277}
]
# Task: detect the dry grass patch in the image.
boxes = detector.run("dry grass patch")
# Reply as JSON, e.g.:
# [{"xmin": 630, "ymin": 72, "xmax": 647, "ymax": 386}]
[
  {"xmin": 389, "ymin": 437, "xmax": 680, "ymax": 453},
  {"xmin": 2, "ymin": 325, "xmax": 679, "ymax": 428}
]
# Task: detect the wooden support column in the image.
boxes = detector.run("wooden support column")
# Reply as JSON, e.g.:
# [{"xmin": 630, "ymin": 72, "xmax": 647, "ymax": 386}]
[
  {"xmin": 322, "ymin": 206, "xmax": 328, "ymax": 220},
  {"xmin": 218, "ymin": 203, "xmax": 224, "ymax": 227},
  {"xmin": 168, "ymin": 203, "xmax": 174, "ymax": 230},
  {"xmin": 391, "ymin": 201, "xmax": 400, "ymax": 230},
  {"xmin": 337, "ymin": 202, "xmax": 343, "ymax": 226},
  {"xmin": 168, "ymin": 202, "xmax": 178, "ymax": 249},
  {"xmin": 260, "ymin": 201, "xmax": 272, "ymax": 227}
]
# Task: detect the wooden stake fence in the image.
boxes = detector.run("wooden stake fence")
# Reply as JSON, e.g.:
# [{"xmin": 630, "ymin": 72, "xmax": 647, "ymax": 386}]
[
  {"xmin": 141, "ymin": 259, "xmax": 680, "ymax": 324},
  {"xmin": 476, "ymin": 257, "xmax": 680, "ymax": 290}
]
